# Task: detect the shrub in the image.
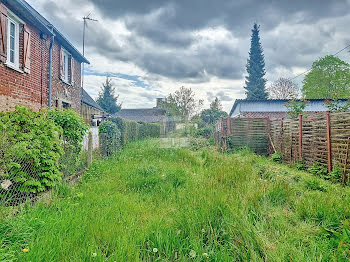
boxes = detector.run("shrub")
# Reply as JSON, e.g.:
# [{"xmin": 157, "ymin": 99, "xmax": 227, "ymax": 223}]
[
  {"xmin": 48, "ymin": 109, "xmax": 88, "ymax": 176},
  {"xmin": 329, "ymin": 166, "xmax": 343, "ymax": 183},
  {"xmin": 295, "ymin": 160, "xmax": 306, "ymax": 171},
  {"xmin": 195, "ymin": 126, "xmax": 214, "ymax": 139},
  {"xmin": 308, "ymin": 163, "xmax": 328, "ymax": 179},
  {"xmin": 109, "ymin": 117, "xmax": 160, "ymax": 145},
  {"xmin": 0, "ymin": 106, "xmax": 64, "ymax": 198},
  {"xmin": 99, "ymin": 121, "xmax": 122, "ymax": 157},
  {"xmin": 271, "ymin": 152, "xmax": 282, "ymax": 163}
]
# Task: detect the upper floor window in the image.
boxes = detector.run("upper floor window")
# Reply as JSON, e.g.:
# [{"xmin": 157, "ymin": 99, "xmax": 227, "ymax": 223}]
[
  {"xmin": 60, "ymin": 47, "xmax": 74, "ymax": 85},
  {"xmin": 6, "ymin": 15, "xmax": 19, "ymax": 69},
  {"xmin": 63, "ymin": 49, "xmax": 69, "ymax": 83}
]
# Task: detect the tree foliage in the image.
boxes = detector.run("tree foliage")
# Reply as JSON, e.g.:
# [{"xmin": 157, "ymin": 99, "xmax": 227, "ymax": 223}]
[
  {"xmin": 244, "ymin": 23, "xmax": 268, "ymax": 100},
  {"xmin": 302, "ymin": 55, "xmax": 350, "ymax": 99},
  {"xmin": 159, "ymin": 87, "xmax": 203, "ymax": 121},
  {"xmin": 267, "ymin": 78, "xmax": 299, "ymax": 99},
  {"xmin": 48, "ymin": 109, "xmax": 89, "ymax": 176},
  {"xmin": 97, "ymin": 77, "xmax": 122, "ymax": 114},
  {"xmin": 285, "ymin": 99, "xmax": 308, "ymax": 119},
  {"xmin": 200, "ymin": 97, "xmax": 228, "ymax": 126}
]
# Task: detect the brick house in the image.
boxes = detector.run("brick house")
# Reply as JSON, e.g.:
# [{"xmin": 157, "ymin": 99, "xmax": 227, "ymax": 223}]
[
  {"xmin": 0, "ymin": 0, "xmax": 89, "ymax": 113},
  {"xmin": 229, "ymin": 99, "xmax": 349, "ymax": 119},
  {"xmin": 81, "ymin": 88, "xmax": 107, "ymax": 126}
]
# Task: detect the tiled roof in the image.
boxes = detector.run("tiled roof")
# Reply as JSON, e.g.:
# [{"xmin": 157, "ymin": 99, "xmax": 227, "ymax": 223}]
[
  {"xmin": 2, "ymin": 0, "xmax": 89, "ymax": 63},
  {"xmin": 113, "ymin": 108, "xmax": 167, "ymax": 123},
  {"xmin": 82, "ymin": 89, "xmax": 104, "ymax": 111}
]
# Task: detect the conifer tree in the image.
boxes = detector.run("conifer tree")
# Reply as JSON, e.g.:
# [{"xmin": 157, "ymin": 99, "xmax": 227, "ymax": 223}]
[
  {"xmin": 244, "ymin": 23, "xmax": 268, "ymax": 100},
  {"xmin": 97, "ymin": 77, "xmax": 122, "ymax": 114}
]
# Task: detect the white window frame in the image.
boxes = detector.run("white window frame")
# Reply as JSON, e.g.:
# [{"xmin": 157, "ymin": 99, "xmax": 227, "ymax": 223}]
[
  {"xmin": 6, "ymin": 15, "xmax": 20, "ymax": 69},
  {"xmin": 62, "ymin": 49, "xmax": 70, "ymax": 83}
]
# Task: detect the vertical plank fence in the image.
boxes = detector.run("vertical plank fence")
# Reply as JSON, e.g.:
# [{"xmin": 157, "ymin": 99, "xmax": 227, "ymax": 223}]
[{"xmin": 217, "ymin": 111, "xmax": 350, "ymax": 184}]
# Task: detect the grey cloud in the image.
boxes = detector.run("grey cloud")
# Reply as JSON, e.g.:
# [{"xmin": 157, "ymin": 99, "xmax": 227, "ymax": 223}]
[{"xmin": 30, "ymin": 0, "xmax": 350, "ymax": 103}]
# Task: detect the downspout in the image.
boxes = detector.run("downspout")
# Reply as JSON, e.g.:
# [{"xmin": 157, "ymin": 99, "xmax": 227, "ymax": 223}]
[{"xmin": 48, "ymin": 26, "xmax": 54, "ymax": 109}]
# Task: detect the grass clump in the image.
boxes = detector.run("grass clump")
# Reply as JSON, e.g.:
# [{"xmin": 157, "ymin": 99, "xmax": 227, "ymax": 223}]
[{"xmin": 1, "ymin": 140, "xmax": 350, "ymax": 261}]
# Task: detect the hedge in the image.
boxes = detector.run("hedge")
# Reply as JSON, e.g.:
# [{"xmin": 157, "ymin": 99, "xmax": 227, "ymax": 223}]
[
  {"xmin": 98, "ymin": 121, "xmax": 122, "ymax": 157},
  {"xmin": 108, "ymin": 117, "xmax": 161, "ymax": 146}
]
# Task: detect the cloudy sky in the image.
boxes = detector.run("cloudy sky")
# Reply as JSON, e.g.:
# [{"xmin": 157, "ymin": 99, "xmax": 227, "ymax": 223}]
[{"xmin": 28, "ymin": 0, "xmax": 350, "ymax": 112}]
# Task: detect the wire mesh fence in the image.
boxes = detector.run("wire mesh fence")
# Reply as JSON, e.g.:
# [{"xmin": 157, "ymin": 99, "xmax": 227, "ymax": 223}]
[{"xmin": 0, "ymin": 128, "xmax": 98, "ymax": 207}]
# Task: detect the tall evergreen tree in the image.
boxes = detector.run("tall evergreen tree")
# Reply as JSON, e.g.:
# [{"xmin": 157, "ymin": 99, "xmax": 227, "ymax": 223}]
[
  {"xmin": 97, "ymin": 77, "xmax": 122, "ymax": 114},
  {"xmin": 244, "ymin": 23, "xmax": 268, "ymax": 100}
]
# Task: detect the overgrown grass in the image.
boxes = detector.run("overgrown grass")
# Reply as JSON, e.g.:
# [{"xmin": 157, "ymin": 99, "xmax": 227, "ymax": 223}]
[{"xmin": 1, "ymin": 140, "xmax": 350, "ymax": 261}]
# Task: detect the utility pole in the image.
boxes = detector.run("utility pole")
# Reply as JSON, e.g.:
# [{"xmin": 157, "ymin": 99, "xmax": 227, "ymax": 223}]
[{"xmin": 82, "ymin": 13, "xmax": 98, "ymax": 89}]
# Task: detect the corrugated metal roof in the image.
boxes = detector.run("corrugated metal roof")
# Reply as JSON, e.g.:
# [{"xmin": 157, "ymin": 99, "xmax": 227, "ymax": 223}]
[
  {"xmin": 82, "ymin": 89, "xmax": 104, "ymax": 111},
  {"xmin": 2, "ymin": 0, "xmax": 89, "ymax": 64},
  {"xmin": 230, "ymin": 99, "xmax": 348, "ymax": 117}
]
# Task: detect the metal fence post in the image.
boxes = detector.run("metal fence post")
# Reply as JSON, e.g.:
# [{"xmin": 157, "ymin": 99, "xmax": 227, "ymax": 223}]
[{"xmin": 326, "ymin": 111, "xmax": 332, "ymax": 172}]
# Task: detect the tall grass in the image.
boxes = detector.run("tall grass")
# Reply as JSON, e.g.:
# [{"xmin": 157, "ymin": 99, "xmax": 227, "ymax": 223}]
[{"xmin": 1, "ymin": 140, "xmax": 349, "ymax": 261}]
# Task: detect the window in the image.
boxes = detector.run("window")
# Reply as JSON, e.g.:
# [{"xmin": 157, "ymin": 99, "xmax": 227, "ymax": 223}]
[
  {"xmin": 63, "ymin": 49, "xmax": 69, "ymax": 83},
  {"xmin": 6, "ymin": 16, "xmax": 19, "ymax": 69},
  {"xmin": 62, "ymin": 101, "xmax": 71, "ymax": 109}
]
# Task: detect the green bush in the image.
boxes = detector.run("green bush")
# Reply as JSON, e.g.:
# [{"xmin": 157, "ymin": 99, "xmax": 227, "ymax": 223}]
[
  {"xmin": 295, "ymin": 160, "xmax": 306, "ymax": 171},
  {"xmin": 0, "ymin": 106, "xmax": 64, "ymax": 197},
  {"xmin": 329, "ymin": 166, "xmax": 343, "ymax": 183},
  {"xmin": 271, "ymin": 152, "xmax": 282, "ymax": 163},
  {"xmin": 99, "ymin": 121, "xmax": 122, "ymax": 157},
  {"xmin": 48, "ymin": 109, "xmax": 88, "ymax": 176},
  {"xmin": 195, "ymin": 126, "xmax": 214, "ymax": 139},
  {"xmin": 308, "ymin": 163, "xmax": 328, "ymax": 179},
  {"xmin": 109, "ymin": 117, "xmax": 160, "ymax": 146}
]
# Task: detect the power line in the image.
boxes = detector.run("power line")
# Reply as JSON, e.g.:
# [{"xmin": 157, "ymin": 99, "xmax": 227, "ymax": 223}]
[{"xmin": 289, "ymin": 43, "xmax": 350, "ymax": 81}]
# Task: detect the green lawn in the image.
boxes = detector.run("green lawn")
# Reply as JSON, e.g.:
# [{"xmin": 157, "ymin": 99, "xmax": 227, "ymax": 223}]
[{"xmin": 1, "ymin": 140, "xmax": 350, "ymax": 261}]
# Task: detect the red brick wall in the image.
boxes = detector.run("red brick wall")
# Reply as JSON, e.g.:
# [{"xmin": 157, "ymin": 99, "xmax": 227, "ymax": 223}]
[
  {"xmin": 50, "ymin": 41, "xmax": 82, "ymax": 113},
  {"xmin": 0, "ymin": 4, "xmax": 82, "ymax": 113}
]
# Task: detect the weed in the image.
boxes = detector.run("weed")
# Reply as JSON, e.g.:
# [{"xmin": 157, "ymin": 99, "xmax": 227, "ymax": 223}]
[
  {"xmin": 1, "ymin": 139, "xmax": 349, "ymax": 261},
  {"xmin": 271, "ymin": 152, "xmax": 282, "ymax": 163}
]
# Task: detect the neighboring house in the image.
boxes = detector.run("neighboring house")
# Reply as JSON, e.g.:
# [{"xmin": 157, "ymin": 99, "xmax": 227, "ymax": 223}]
[
  {"xmin": 114, "ymin": 108, "xmax": 167, "ymax": 123},
  {"xmin": 230, "ymin": 99, "xmax": 349, "ymax": 119},
  {"xmin": 0, "ymin": 0, "xmax": 89, "ymax": 113},
  {"xmin": 81, "ymin": 89, "xmax": 107, "ymax": 126},
  {"xmin": 113, "ymin": 98, "xmax": 168, "ymax": 123}
]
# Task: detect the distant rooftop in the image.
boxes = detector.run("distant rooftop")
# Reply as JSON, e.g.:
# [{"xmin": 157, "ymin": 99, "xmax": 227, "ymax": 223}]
[
  {"xmin": 82, "ymin": 89, "xmax": 104, "ymax": 111},
  {"xmin": 113, "ymin": 108, "xmax": 167, "ymax": 123},
  {"xmin": 230, "ymin": 99, "xmax": 348, "ymax": 117}
]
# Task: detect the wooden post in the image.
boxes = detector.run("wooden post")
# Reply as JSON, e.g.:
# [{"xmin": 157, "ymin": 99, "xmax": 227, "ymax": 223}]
[
  {"xmin": 226, "ymin": 117, "xmax": 231, "ymax": 135},
  {"xmin": 87, "ymin": 131, "xmax": 93, "ymax": 167},
  {"xmin": 220, "ymin": 117, "xmax": 224, "ymax": 135},
  {"xmin": 280, "ymin": 118, "xmax": 284, "ymax": 153},
  {"xmin": 326, "ymin": 111, "xmax": 332, "ymax": 173},
  {"xmin": 266, "ymin": 118, "xmax": 271, "ymax": 154},
  {"xmin": 298, "ymin": 114, "xmax": 303, "ymax": 161},
  {"xmin": 219, "ymin": 117, "xmax": 224, "ymax": 151},
  {"xmin": 342, "ymin": 137, "xmax": 350, "ymax": 186}
]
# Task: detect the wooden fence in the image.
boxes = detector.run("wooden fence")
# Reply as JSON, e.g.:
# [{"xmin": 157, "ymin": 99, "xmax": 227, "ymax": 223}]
[
  {"xmin": 217, "ymin": 111, "xmax": 350, "ymax": 184},
  {"xmin": 216, "ymin": 117, "xmax": 269, "ymax": 155}
]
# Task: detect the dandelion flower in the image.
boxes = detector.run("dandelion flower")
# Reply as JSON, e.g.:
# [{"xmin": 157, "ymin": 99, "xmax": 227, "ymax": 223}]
[
  {"xmin": 189, "ymin": 250, "xmax": 196, "ymax": 258},
  {"xmin": 153, "ymin": 248, "xmax": 158, "ymax": 253},
  {"xmin": 203, "ymin": 252, "xmax": 209, "ymax": 258},
  {"xmin": 22, "ymin": 248, "xmax": 29, "ymax": 252}
]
